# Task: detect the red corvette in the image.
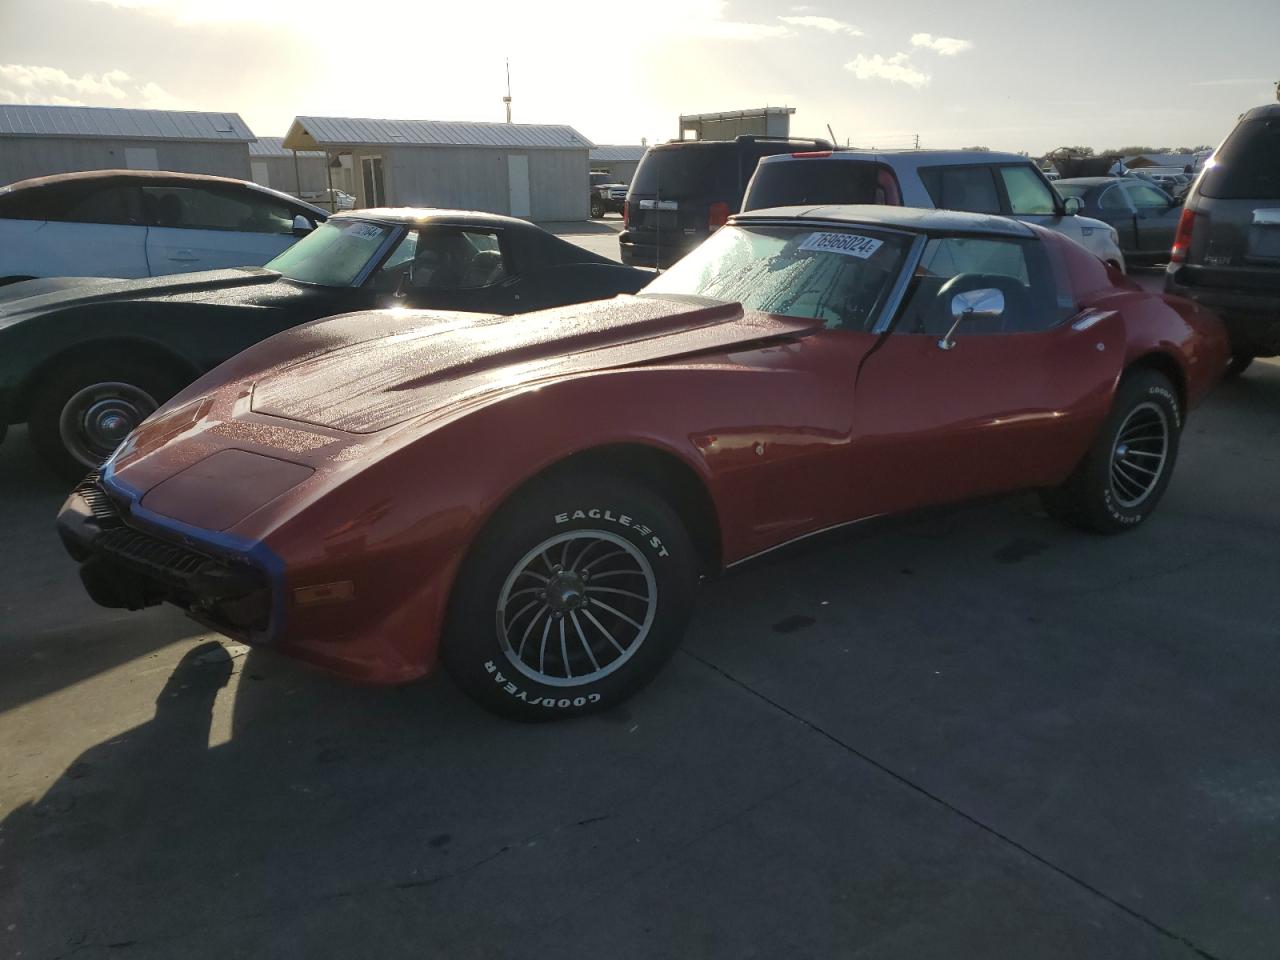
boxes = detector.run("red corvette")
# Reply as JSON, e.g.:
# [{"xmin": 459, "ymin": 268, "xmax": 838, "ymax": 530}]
[{"xmin": 58, "ymin": 207, "xmax": 1227, "ymax": 719}]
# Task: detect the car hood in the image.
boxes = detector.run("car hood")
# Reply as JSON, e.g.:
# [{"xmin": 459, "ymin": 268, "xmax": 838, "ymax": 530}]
[
  {"xmin": 246, "ymin": 295, "xmax": 820, "ymax": 434},
  {"xmin": 0, "ymin": 267, "xmax": 298, "ymax": 328}
]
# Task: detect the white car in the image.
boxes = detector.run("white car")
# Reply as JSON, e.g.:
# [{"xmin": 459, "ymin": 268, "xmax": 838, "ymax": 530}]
[
  {"xmin": 744, "ymin": 149, "xmax": 1127, "ymax": 272},
  {"xmin": 302, "ymin": 188, "xmax": 357, "ymax": 212},
  {"xmin": 0, "ymin": 170, "xmax": 328, "ymax": 285}
]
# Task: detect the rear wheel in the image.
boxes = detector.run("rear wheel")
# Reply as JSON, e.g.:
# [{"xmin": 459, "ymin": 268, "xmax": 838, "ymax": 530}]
[
  {"xmin": 443, "ymin": 472, "xmax": 698, "ymax": 721},
  {"xmin": 1041, "ymin": 369, "xmax": 1182, "ymax": 534},
  {"xmin": 1224, "ymin": 350, "xmax": 1255, "ymax": 380},
  {"xmin": 28, "ymin": 354, "xmax": 185, "ymax": 481}
]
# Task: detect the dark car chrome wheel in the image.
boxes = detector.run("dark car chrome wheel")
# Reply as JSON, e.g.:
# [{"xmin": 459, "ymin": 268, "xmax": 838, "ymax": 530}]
[
  {"xmin": 1108, "ymin": 402, "xmax": 1169, "ymax": 508},
  {"xmin": 444, "ymin": 472, "xmax": 698, "ymax": 721},
  {"xmin": 59, "ymin": 381, "xmax": 159, "ymax": 469}
]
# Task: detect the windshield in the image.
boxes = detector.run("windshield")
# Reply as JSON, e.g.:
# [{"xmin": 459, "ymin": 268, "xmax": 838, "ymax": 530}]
[
  {"xmin": 264, "ymin": 219, "xmax": 397, "ymax": 286},
  {"xmin": 1053, "ymin": 183, "xmax": 1090, "ymax": 200},
  {"xmin": 630, "ymin": 145, "xmax": 733, "ymax": 199},
  {"xmin": 640, "ymin": 223, "xmax": 911, "ymax": 332},
  {"xmin": 743, "ymin": 159, "xmax": 891, "ymax": 211}
]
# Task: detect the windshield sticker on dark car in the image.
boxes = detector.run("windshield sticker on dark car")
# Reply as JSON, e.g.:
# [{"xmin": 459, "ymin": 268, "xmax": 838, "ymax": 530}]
[{"xmin": 799, "ymin": 232, "xmax": 884, "ymax": 259}]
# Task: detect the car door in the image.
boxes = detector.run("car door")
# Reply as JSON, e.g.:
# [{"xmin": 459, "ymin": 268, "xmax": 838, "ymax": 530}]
[
  {"xmin": 1123, "ymin": 182, "xmax": 1181, "ymax": 257},
  {"xmin": 847, "ymin": 234, "xmax": 1121, "ymax": 518},
  {"xmin": 142, "ymin": 184, "xmax": 306, "ymax": 275},
  {"xmin": 1096, "ymin": 183, "xmax": 1138, "ymax": 252},
  {"xmin": 13, "ymin": 183, "xmax": 151, "ymax": 280}
]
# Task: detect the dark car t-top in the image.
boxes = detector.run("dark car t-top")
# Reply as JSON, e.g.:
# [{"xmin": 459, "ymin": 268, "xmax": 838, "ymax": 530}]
[
  {"xmin": 1165, "ymin": 103, "xmax": 1280, "ymax": 374},
  {"xmin": 618, "ymin": 135, "xmax": 830, "ymax": 269}
]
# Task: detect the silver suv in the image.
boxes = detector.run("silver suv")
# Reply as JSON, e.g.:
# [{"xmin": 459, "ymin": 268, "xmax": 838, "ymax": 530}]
[{"xmin": 743, "ymin": 149, "xmax": 1126, "ymax": 271}]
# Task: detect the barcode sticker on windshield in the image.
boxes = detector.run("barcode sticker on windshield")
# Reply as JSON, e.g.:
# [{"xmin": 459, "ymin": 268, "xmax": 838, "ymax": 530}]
[
  {"xmin": 346, "ymin": 223, "xmax": 384, "ymax": 240},
  {"xmin": 799, "ymin": 232, "xmax": 883, "ymax": 259}
]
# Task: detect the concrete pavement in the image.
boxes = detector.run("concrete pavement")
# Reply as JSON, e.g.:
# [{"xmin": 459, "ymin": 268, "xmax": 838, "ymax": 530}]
[{"xmin": 2, "ymin": 303, "xmax": 1279, "ymax": 958}]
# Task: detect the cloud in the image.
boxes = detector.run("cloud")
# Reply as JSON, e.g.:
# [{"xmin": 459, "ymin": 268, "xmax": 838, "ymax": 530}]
[
  {"xmin": 778, "ymin": 14, "xmax": 862, "ymax": 35},
  {"xmin": 844, "ymin": 53, "xmax": 930, "ymax": 89},
  {"xmin": 910, "ymin": 33, "xmax": 973, "ymax": 56},
  {"xmin": 0, "ymin": 64, "xmax": 187, "ymax": 110}
]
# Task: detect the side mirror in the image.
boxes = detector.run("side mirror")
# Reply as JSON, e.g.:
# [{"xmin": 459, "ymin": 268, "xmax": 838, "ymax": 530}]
[
  {"xmin": 940, "ymin": 288, "xmax": 1005, "ymax": 350},
  {"xmin": 1063, "ymin": 196, "xmax": 1083, "ymax": 216},
  {"xmin": 1170, "ymin": 193, "xmax": 1184, "ymax": 207},
  {"xmin": 292, "ymin": 214, "xmax": 313, "ymax": 237}
]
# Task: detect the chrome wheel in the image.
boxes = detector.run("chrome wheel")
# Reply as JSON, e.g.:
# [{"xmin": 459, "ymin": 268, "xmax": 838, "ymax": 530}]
[
  {"xmin": 495, "ymin": 530, "xmax": 657, "ymax": 687},
  {"xmin": 1110, "ymin": 401, "xmax": 1169, "ymax": 508},
  {"xmin": 58, "ymin": 381, "xmax": 158, "ymax": 468}
]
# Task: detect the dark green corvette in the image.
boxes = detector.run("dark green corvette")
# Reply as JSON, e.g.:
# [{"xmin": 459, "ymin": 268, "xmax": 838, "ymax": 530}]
[{"xmin": 0, "ymin": 209, "xmax": 648, "ymax": 477}]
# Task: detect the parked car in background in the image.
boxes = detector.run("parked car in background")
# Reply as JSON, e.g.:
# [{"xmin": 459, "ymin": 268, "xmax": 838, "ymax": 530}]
[
  {"xmin": 1, "ymin": 209, "xmax": 649, "ymax": 477},
  {"xmin": 0, "ymin": 170, "xmax": 327, "ymax": 285},
  {"xmin": 301, "ymin": 187, "xmax": 356, "ymax": 212},
  {"xmin": 1054, "ymin": 177, "xmax": 1183, "ymax": 266},
  {"xmin": 58, "ymin": 206, "xmax": 1226, "ymax": 720},
  {"xmin": 589, "ymin": 172, "xmax": 627, "ymax": 219},
  {"xmin": 743, "ymin": 150, "xmax": 1127, "ymax": 271},
  {"xmin": 1166, "ymin": 103, "xmax": 1280, "ymax": 377},
  {"xmin": 619, "ymin": 135, "xmax": 831, "ymax": 268}
]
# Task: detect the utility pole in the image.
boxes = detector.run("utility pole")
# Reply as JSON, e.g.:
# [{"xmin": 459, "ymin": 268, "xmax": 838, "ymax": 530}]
[{"xmin": 503, "ymin": 59, "xmax": 513, "ymax": 123}]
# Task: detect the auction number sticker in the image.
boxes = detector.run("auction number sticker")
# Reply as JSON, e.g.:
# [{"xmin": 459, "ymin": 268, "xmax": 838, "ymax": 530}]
[
  {"xmin": 799, "ymin": 232, "xmax": 884, "ymax": 259},
  {"xmin": 345, "ymin": 222, "xmax": 385, "ymax": 240}
]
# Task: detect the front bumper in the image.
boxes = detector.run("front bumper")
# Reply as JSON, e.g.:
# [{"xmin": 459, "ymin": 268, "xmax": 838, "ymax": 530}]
[{"xmin": 57, "ymin": 474, "xmax": 271, "ymax": 639}]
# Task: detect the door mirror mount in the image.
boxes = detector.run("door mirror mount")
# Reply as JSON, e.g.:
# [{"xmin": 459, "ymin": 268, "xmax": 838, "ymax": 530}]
[{"xmin": 940, "ymin": 288, "xmax": 1005, "ymax": 351}]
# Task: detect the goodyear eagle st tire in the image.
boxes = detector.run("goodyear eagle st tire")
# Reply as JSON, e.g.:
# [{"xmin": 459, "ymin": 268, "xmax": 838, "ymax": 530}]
[{"xmin": 444, "ymin": 473, "xmax": 698, "ymax": 721}]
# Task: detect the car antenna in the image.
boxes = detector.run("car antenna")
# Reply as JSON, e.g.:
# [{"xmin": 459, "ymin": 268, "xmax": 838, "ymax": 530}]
[{"xmin": 826, "ymin": 123, "xmax": 837, "ymax": 146}]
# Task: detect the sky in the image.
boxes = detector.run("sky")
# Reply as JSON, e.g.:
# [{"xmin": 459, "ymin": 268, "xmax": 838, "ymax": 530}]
[{"xmin": 0, "ymin": 0, "xmax": 1276, "ymax": 155}]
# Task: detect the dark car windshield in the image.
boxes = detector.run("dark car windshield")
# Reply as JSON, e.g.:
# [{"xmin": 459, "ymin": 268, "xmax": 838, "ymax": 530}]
[
  {"xmin": 265, "ymin": 219, "xmax": 396, "ymax": 286},
  {"xmin": 743, "ymin": 159, "xmax": 889, "ymax": 211},
  {"xmin": 1199, "ymin": 118, "xmax": 1280, "ymax": 200},
  {"xmin": 640, "ymin": 223, "xmax": 911, "ymax": 332},
  {"xmin": 1053, "ymin": 183, "xmax": 1091, "ymax": 200}
]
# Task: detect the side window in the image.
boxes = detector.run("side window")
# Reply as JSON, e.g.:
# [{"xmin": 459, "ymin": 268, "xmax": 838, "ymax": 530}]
[
  {"xmin": 919, "ymin": 166, "xmax": 1001, "ymax": 214},
  {"xmin": 368, "ymin": 230, "xmax": 418, "ymax": 292},
  {"xmin": 142, "ymin": 186, "xmax": 298, "ymax": 234},
  {"xmin": 369, "ymin": 228, "xmax": 509, "ymax": 292},
  {"xmin": 411, "ymin": 228, "xmax": 509, "ymax": 290},
  {"xmin": 1098, "ymin": 186, "xmax": 1131, "ymax": 212},
  {"xmin": 1126, "ymin": 183, "xmax": 1172, "ymax": 209},
  {"xmin": 64, "ymin": 186, "xmax": 144, "ymax": 225},
  {"xmin": 999, "ymin": 165, "xmax": 1058, "ymax": 215},
  {"xmin": 894, "ymin": 237, "xmax": 1064, "ymax": 336}
]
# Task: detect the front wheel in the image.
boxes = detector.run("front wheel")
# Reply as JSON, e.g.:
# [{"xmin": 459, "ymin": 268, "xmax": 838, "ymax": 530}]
[
  {"xmin": 1041, "ymin": 369, "xmax": 1182, "ymax": 534},
  {"xmin": 444, "ymin": 473, "xmax": 698, "ymax": 721},
  {"xmin": 28, "ymin": 355, "xmax": 185, "ymax": 481}
]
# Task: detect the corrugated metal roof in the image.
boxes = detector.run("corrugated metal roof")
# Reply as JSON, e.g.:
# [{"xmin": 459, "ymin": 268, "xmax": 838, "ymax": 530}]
[
  {"xmin": 286, "ymin": 116, "xmax": 593, "ymax": 151},
  {"xmin": 0, "ymin": 104, "xmax": 255, "ymax": 142},
  {"xmin": 249, "ymin": 136, "xmax": 325, "ymax": 158},
  {"xmin": 590, "ymin": 144, "xmax": 648, "ymax": 162}
]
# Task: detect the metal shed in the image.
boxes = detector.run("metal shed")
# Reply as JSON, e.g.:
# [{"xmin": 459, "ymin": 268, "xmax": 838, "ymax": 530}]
[
  {"xmin": 589, "ymin": 145, "xmax": 648, "ymax": 184},
  {"xmin": 0, "ymin": 104, "xmax": 254, "ymax": 187},
  {"xmin": 283, "ymin": 116, "xmax": 593, "ymax": 221},
  {"xmin": 247, "ymin": 136, "xmax": 340, "ymax": 198},
  {"xmin": 678, "ymin": 107, "xmax": 794, "ymax": 141}
]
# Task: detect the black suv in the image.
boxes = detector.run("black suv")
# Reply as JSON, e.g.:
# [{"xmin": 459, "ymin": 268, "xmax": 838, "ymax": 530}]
[
  {"xmin": 1166, "ymin": 103, "xmax": 1280, "ymax": 376},
  {"xmin": 619, "ymin": 135, "xmax": 830, "ymax": 268}
]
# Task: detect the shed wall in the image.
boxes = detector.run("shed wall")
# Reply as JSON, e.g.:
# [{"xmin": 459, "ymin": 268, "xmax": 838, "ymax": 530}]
[
  {"xmin": 346, "ymin": 144, "xmax": 588, "ymax": 221},
  {"xmin": 0, "ymin": 137, "xmax": 251, "ymax": 186}
]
